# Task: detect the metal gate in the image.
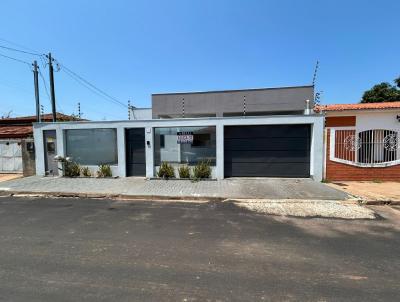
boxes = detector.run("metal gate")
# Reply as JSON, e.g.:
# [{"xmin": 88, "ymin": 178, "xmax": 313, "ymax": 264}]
[
  {"xmin": 0, "ymin": 140, "xmax": 22, "ymax": 173},
  {"xmin": 125, "ymin": 128, "xmax": 146, "ymax": 176},
  {"xmin": 224, "ymin": 125, "xmax": 311, "ymax": 177}
]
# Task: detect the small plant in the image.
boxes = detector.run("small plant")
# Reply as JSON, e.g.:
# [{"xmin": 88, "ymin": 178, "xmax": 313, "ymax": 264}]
[
  {"xmin": 157, "ymin": 162, "xmax": 175, "ymax": 179},
  {"xmin": 178, "ymin": 165, "xmax": 191, "ymax": 179},
  {"xmin": 97, "ymin": 164, "xmax": 112, "ymax": 178},
  {"xmin": 81, "ymin": 166, "xmax": 92, "ymax": 177},
  {"xmin": 64, "ymin": 161, "xmax": 81, "ymax": 177},
  {"xmin": 193, "ymin": 160, "xmax": 211, "ymax": 179}
]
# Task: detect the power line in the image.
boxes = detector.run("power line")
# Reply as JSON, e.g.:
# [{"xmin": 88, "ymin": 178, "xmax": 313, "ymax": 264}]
[
  {"xmin": 0, "ymin": 37, "xmax": 41, "ymax": 54},
  {"xmin": 0, "ymin": 38, "xmax": 128, "ymax": 113},
  {"xmin": 38, "ymin": 69, "xmax": 51, "ymax": 101},
  {"xmin": 0, "ymin": 44, "xmax": 42, "ymax": 56},
  {"xmin": 0, "ymin": 52, "xmax": 31, "ymax": 67},
  {"xmin": 38, "ymin": 68, "xmax": 65, "ymax": 113},
  {"xmin": 61, "ymin": 66, "xmax": 124, "ymax": 108},
  {"xmin": 59, "ymin": 63, "xmax": 127, "ymax": 108}
]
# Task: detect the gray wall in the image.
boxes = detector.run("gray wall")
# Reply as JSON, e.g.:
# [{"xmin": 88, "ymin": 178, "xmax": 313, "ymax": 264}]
[{"xmin": 152, "ymin": 86, "xmax": 314, "ymax": 118}]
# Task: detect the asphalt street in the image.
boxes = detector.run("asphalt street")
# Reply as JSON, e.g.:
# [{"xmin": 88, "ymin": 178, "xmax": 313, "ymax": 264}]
[{"xmin": 0, "ymin": 196, "xmax": 399, "ymax": 301}]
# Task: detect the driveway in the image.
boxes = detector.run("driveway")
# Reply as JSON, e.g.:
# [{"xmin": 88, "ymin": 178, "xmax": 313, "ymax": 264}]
[
  {"xmin": 0, "ymin": 196, "xmax": 399, "ymax": 301},
  {"xmin": 0, "ymin": 176, "xmax": 348, "ymax": 200}
]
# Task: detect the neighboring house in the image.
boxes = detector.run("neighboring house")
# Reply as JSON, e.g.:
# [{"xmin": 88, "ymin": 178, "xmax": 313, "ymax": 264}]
[
  {"xmin": 0, "ymin": 113, "xmax": 81, "ymax": 175},
  {"xmin": 33, "ymin": 85, "xmax": 325, "ymax": 181},
  {"xmin": 317, "ymin": 102, "xmax": 400, "ymax": 181},
  {"xmin": 129, "ymin": 107, "xmax": 152, "ymax": 120}
]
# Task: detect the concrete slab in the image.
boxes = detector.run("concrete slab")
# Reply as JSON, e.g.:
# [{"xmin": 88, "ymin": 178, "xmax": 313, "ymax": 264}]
[{"xmin": 0, "ymin": 176, "xmax": 349, "ymax": 200}]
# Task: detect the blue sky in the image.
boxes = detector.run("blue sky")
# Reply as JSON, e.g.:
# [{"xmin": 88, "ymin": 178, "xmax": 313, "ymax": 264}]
[{"xmin": 0, "ymin": 0, "xmax": 399, "ymax": 120}]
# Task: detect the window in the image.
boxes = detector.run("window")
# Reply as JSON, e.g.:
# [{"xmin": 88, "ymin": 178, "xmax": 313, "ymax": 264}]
[
  {"xmin": 332, "ymin": 129, "xmax": 399, "ymax": 166},
  {"xmin": 154, "ymin": 126, "xmax": 216, "ymax": 165},
  {"xmin": 192, "ymin": 133, "xmax": 211, "ymax": 147},
  {"xmin": 358, "ymin": 130, "xmax": 398, "ymax": 164},
  {"xmin": 65, "ymin": 128, "xmax": 118, "ymax": 165}
]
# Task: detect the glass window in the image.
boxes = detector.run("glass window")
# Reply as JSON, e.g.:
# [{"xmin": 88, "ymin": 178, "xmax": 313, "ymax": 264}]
[
  {"xmin": 65, "ymin": 128, "xmax": 118, "ymax": 165},
  {"xmin": 154, "ymin": 126, "xmax": 216, "ymax": 165}
]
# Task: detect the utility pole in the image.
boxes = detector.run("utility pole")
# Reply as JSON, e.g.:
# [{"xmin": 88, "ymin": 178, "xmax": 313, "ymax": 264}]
[
  {"xmin": 47, "ymin": 52, "xmax": 57, "ymax": 122},
  {"xmin": 128, "ymin": 100, "xmax": 131, "ymax": 120},
  {"xmin": 32, "ymin": 60, "xmax": 41, "ymax": 122}
]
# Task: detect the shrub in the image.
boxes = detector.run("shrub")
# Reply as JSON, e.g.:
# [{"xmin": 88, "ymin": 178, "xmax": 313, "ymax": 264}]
[
  {"xmin": 193, "ymin": 160, "xmax": 211, "ymax": 179},
  {"xmin": 157, "ymin": 162, "xmax": 175, "ymax": 179},
  {"xmin": 97, "ymin": 164, "xmax": 112, "ymax": 178},
  {"xmin": 64, "ymin": 161, "xmax": 81, "ymax": 177},
  {"xmin": 81, "ymin": 166, "xmax": 92, "ymax": 177},
  {"xmin": 178, "ymin": 165, "xmax": 191, "ymax": 178}
]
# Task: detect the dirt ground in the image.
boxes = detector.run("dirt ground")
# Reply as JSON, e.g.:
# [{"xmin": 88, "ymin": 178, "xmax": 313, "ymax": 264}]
[
  {"xmin": 0, "ymin": 174, "xmax": 23, "ymax": 182},
  {"xmin": 329, "ymin": 181, "xmax": 400, "ymax": 202}
]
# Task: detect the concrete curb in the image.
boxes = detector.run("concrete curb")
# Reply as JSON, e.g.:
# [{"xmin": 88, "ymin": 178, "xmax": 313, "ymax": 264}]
[{"xmin": 0, "ymin": 190, "xmax": 225, "ymax": 202}]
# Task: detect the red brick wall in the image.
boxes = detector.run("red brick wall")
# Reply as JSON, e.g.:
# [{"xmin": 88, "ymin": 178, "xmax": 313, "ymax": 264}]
[{"xmin": 325, "ymin": 129, "xmax": 400, "ymax": 181}]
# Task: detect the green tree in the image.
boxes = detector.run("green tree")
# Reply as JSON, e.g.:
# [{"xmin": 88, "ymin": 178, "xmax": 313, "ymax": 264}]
[
  {"xmin": 361, "ymin": 77, "xmax": 400, "ymax": 103},
  {"xmin": 395, "ymin": 76, "xmax": 400, "ymax": 88}
]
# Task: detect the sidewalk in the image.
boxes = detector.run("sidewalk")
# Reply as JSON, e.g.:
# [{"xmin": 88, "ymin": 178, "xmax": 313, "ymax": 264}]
[
  {"xmin": 0, "ymin": 176, "xmax": 348, "ymax": 200},
  {"xmin": 328, "ymin": 181, "xmax": 400, "ymax": 204}
]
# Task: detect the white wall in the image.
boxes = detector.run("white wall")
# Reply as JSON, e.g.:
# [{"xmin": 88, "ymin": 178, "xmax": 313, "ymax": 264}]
[
  {"xmin": 33, "ymin": 114, "xmax": 324, "ymax": 181},
  {"xmin": 356, "ymin": 111, "xmax": 400, "ymax": 132},
  {"xmin": 325, "ymin": 109, "xmax": 400, "ymax": 132}
]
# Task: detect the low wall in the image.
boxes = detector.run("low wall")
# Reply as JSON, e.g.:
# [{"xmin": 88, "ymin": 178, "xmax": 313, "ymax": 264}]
[{"xmin": 325, "ymin": 129, "xmax": 400, "ymax": 181}]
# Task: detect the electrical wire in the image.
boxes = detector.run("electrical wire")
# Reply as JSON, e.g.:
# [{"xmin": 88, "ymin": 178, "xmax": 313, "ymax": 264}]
[
  {"xmin": 59, "ymin": 63, "xmax": 127, "ymax": 108},
  {"xmin": 0, "ymin": 52, "xmax": 31, "ymax": 67},
  {"xmin": 61, "ymin": 66, "xmax": 124, "ymax": 107},
  {"xmin": 0, "ymin": 37, "xmax": 41, "ymax": 54},
  {"xmin": 38, "ymin": 68, "xmax": 65, "ymax": 114},
  {"xmin": 38, "ymin": 69, "xmax": 51, "ymax": 101},
  {"xmin": 0, "ymin": 38, "xmax": 128, "ymax": 114},
  {"xmin": 0, "ymin": 44, "xmax": 42, "ymax": 56}
]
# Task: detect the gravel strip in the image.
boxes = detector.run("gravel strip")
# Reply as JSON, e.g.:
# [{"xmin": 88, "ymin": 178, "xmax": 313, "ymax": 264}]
[{"xmin": 231, "ymin": 199, "xmax": 376, "ymax": 219}]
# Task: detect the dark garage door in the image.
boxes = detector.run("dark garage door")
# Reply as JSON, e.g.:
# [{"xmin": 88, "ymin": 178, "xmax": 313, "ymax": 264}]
[
  {"xmin": 126, "ymin": 128, "xmax": 146, "ymax": 176},
  {"xmin": 224, "ymin": 125, "xmax": 311, "ymax": 177}
]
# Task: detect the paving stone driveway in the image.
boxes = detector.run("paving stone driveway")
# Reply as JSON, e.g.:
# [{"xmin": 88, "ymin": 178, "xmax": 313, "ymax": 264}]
[{"xmin": 0, "ymin": 176, "xmax": 348, "ymax": 200}]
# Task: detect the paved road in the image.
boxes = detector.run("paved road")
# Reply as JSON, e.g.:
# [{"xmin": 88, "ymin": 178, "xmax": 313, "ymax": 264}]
[{"xmin": 0, "ymin": 197, "xmax": 399, "ymax": 302}]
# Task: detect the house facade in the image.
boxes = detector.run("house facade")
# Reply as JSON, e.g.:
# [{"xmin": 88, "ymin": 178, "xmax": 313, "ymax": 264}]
[
  {"xmin": 33, "ymin": 85, "xmax": 324, "ymax": 180},
  {"xmin": 0, "ymin": 113, "xmax": 81, "ymax": 175},
  {"xmin": 318, "ymin": 102, "xmax": 400, "ymax": 181}
]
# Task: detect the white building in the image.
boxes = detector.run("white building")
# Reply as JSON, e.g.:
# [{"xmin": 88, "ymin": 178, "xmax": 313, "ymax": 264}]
[{"xmin": 33, "ymin": 86, "xmax": 324, "ymax": 181}]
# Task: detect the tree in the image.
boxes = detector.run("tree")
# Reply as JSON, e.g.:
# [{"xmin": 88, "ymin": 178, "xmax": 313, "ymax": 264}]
[
  {"xmin": 361, "ymin": 76, "xmax": 400, "ymax": 103},
  {"xmin": 395, "ymin": 76, "xmax": 400, "ymax": 88}
]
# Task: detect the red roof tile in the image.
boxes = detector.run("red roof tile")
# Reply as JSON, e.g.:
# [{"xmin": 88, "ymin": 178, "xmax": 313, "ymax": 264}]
[
  {"xmin": 316, "ymin": 102, "xmax": 400, "ymax": 112},
  {"xmin": 0, "ymin": 112, "xmax": 83, "ymax": 124},
  {"xmin": 0, "ymin": 126, "xmax": 33, "ymax": 139},
  {"xmin": 0, "ymin": 113, "xmax": 86, "ymax": 139}
]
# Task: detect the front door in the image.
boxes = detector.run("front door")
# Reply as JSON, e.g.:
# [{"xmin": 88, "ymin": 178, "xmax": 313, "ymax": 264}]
[
  {"xmin": 43, "ymin": 130, "xmax": 58, "ymax": 176},
  {"xmin": 125, "ymin": 128, "xmax": 146, "ymax": 176}
]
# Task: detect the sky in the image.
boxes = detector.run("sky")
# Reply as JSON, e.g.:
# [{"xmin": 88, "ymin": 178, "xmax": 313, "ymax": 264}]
[{"xmin": 0, "ymin": 0, "xmax": 399, "ymax": 120}]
